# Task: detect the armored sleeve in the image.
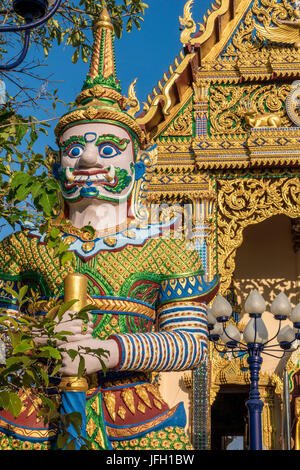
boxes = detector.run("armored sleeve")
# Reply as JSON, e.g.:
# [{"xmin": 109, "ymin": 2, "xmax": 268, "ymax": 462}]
[{"xmin": 110, "ymin": 237, "xmax": 219, "ymax": 372}]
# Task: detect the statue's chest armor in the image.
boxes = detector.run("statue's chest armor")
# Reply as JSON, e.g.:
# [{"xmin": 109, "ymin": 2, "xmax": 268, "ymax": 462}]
[{"xmin": 75, "ymin": 243, "xmax": 164, "ymax": 339}]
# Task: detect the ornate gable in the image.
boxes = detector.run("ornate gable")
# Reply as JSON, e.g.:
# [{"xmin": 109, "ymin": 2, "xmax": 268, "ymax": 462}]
[{"xmin": 138, "ymin": 0, "xmax": 300, "ymax": 172}]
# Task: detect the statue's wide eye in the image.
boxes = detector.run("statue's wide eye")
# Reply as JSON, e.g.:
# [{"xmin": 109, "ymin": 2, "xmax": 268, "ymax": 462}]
[
  {"xmin": 98, "ymin": 144, "xmax": 121, "ymax": 158},
  {"xmin": 67, "ymin": 144, "xmax": 84, "ymax": 158}
]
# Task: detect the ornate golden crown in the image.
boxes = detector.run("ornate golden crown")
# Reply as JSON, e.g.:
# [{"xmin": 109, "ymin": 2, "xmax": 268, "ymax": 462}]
[{"xmin": 54, "ymin": 8, "xmax": 145, "ymax": 145}]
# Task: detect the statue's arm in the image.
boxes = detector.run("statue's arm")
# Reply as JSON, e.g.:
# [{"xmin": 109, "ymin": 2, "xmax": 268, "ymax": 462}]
[{"xmin": 110, "ymin": 273, "xmax": 218, "ymax": 373}]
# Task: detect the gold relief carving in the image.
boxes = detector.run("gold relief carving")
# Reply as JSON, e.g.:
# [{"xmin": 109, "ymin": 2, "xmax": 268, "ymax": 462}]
[
  {"xmin": 76, "ymin": 85, "xmax": 126, "ymax": 109},
  {"xmin": 246, "ymin": 128, "xmax": 300, "ymax": 168},
  {"xmin": 106, "ymin": 405, "xmax": 180, "ymax": 439},
  {"xmin": 63, "ymin": 236, "xmax": 77, "ymax": 245},
  {"xmin": 179, "ymin": 0, "xmax": 196, "ymax": 45},
  {"xmin": 86, "ymin": 417, "xmax": 97, "ymax": 437},
  {"xmin": 103, "ymin": 391, "xmax": 116, "ymax": 422},
  {"xmin": 135, "ymin": 385, "xmax": 152, "ymax": 408},
  {"xmin": 137, "ymin": 401, "xmax": 146, "ymax": 414},
  {"xmin": 240, "ymin": 99, "xmax": 281, "ymax": 128},
  {"xmin": 117, "ymin": 406, "xmax": 126, "ymax": 420},
  {"xmin": 295, "ymin": 397, "xmax": 300, "ymax": 450},
  {"xmin": 103, "ymin": 236, "xmax": 117, "ymax": 247},
  {"xmin": 286, "ymin": 349, "xmax": 300, "ymax": 394},
  {"xmin": 153, "ymin": 399, "xmax": 163, "ymax": 410},
  {"xmin": 193, "ymin": 77, "xmax": 210, "ymax": 104},
  {"xmin": 161, "ymin": 100, "xmax": 193, "ymax": 137},
  {"xmin": 224, "ymin": 8, "xmax": 261, "ymax": 56},
  {"xmin": 82, "ymin": 242, "xmax": 95, "ymax": 252},
  {"xmin": 121, "ymin": 388, "xmax": 135, "ymax": 415},
  {"xmin": 180, "ymin": 0, "xmax": 235, "ymax": 47},
  {"xmin": 59, "ymin": 376, "xmax": 88, "ymax": 392},
  {"xmin": 95, "ymin": 428, "xmax": 105, "ymax": 449},
  {"xmin": 145, "ymin": 383, "xmax": 165, "ymax": 404},
  {"xmin": 224, "ymin": 0, "xmax": 294, "ymax": 57},
  {"xmin": 209, "ymin": 83, "xmax": 291, "ymax": 136},
  {"xmin": 215, "ymin": 177, "xmax": 300, "ymax": 294},
  {"xmin": 55, "ymin": 106, "xmax": 145, "ymax": 144}
]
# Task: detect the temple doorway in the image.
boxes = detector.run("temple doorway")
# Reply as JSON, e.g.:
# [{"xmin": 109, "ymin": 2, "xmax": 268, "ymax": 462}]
[
  {"xmin": 210, "ymin": 385, "xmax": 249, "ymax": 450},
  {"xmin": 233, "ymin": 214, "xmax": 299, "ymax": 318}
]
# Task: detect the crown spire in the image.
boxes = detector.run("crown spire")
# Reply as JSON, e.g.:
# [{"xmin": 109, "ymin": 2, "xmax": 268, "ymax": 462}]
[
  {"xmin": 54, "ymin": 8, "xmax": 145, "ymax": 145},
  {"xmin": 82, "ymin": 7, "xmax": 120, "ymax": 93}
]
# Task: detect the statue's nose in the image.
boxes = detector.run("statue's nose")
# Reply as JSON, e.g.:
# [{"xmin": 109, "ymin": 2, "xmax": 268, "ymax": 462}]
[{"xmin": 78, "ymin": 148, "xmax": 102, "ymax": 169}]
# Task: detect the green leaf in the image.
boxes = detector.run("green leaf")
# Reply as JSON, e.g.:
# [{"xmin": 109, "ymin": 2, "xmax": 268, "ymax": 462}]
[
  {"xmin": 38, "ymin": 191, "xmax": 57, "ymax": 216},
  {"xmin": 60, "ymin": 251, "xmax": 74, "ymax": 266},
  {"xmin": 13, "ymin": 340, "xmax": 33, "ymax": 354},
  {"xmin": 78, "ymin": 356, "xmax": 85, "ymax": 379},
  {"xmin": 66, "ymin": 349, "xmax": 78, "ymax": 361},
  {"xmin": 49, "ymin": 227, "xmax": 60, "ymax": 239},
  {"xmin": 3, "ymin": 286, "xmax": 19, "ymax": 299},
  {"xmin": 81, "ymin": 225, "xmax": 95, "ymax": 238},
  {"xmin": 0, "ymin": 390, "xmax": 10, "ymax": 409},
  {"xmin": 10, "ymin": 172, "xmax": 31, "ymax": 189},
  {"xmin": 56, "ymin": 431, "xmax": 71, "ymax": 450},
  {"xmin": 39, "ymin": 346, "xmax": 61, "ymax": 360},
  {"xmin": 18, "ymin": 285, "xmax": 28, "ymax": 302},
  {"xmin": 39, "ymin": 367, "xmax": 49, "ymax": 387},
  {"xmin": 15, "ymin": 184, "xmax": 32, "ymax": 202},
  {"xmin": 5, "ymin": 356, "xmax": 31, "ymax": 368},
  {"xmin": 57, "ymin": 299, "xmax": 78, "ymax": 322},
  {"xmin": 50, "ymin": 362, "xmax": 63, "ymax": 377},
  {"xmin": 15, "ymin": 124, "xmax": 28, "ymax": 142},
  {"xmin": 66, "ymin": 439, "xmax": 76, "ymax": 450},
  {"xmin": 72, "ymin": 48, "xmax": 79, "ymax": 64},
  {"xmin": 31, "ymin": 181, "xmax": 42, "ymax": 199},
  {"xmin": 8, "ymin": 392, "xmax": 22, "ymax": 418}
]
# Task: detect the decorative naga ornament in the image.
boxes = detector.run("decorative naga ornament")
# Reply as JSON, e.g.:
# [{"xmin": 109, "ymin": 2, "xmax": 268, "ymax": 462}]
[
  {"xmin": 255, "ymin": 3, "xmax": 300, "ymax": 48},
  {"xmin": 179, "ymin": 0, "xmax": 229, "ymax": 46},
  {"xmin": 125, "ymin": 78, "xmax": 141, "ymax": 118},
  {"xmin": 179, "ymin": 0, "xmax": 197, "ymax": 45}
]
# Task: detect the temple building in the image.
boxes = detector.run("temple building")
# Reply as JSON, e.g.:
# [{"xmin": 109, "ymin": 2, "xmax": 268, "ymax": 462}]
[{"xmin": 133, "ymin": 0, "xmax": 300, "ymax": 450}]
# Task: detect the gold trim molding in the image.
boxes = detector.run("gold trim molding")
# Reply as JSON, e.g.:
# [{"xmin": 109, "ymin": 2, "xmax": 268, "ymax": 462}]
[{"xmin": 214, "ymin": 175, "xmax": 300, "ymax": 294}]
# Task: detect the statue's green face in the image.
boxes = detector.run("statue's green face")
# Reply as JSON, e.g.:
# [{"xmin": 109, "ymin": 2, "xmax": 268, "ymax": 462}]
[{"xmin": 58, "ymin": 122, "xmax": 135, "ymax": 203}]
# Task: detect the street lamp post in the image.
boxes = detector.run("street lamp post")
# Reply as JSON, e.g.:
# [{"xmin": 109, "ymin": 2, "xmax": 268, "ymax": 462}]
[
  {"xmin": 208, "ymin": 290, "xmax": 299, "ymax": 451},
  {"xmin": 0, "ymin": 0, "xmax": 62, "ymax": 70}
]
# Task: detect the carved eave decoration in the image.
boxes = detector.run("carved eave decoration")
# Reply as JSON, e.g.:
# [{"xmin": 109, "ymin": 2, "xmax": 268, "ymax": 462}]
[{"xmin": 147, "ymin": 173, "xmax": 216, "ymax": 204}]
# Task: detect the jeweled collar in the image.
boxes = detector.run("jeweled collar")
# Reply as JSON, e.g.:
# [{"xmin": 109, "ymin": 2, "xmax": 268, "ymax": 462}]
[{"xmin": 27, "ymin": 217, "xmax": 179, "ymax": 259}]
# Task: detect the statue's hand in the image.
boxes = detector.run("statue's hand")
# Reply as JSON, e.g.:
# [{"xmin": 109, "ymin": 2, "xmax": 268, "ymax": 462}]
[
  {"xmin": 60, "ymin": 338, "xmax": 119, "ymax": 376},
  {"xmin": 53, "ymin": 311, "xmax": 94, "ymax": 345},
  {"xmin": 32, "ymin": 311, "xmax": 94, "ymax": 347}
]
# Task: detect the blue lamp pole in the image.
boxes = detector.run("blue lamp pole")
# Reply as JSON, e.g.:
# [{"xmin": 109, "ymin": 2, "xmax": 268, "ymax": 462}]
[
  {"xmin": 246, "ymin": 345, "xmax": 264, "ymax": 450},
  {"xmin": 208, "ymin": 290, "xmax": 299, "ymax": 451},
  {"xmin": 0, "ymin": 0, "xmax": 62, "ymax": 70}
]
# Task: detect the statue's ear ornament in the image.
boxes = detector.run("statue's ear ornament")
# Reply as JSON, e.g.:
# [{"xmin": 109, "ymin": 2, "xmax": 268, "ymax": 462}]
[{"xmin": 131, "ymin": 144, "xmax": 157, "ymax": 223}]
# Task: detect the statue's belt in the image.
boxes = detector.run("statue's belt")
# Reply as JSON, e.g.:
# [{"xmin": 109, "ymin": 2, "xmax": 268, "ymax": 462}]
[{"xmin": 29, "ymin": 297, "xmax": 156, "ymax": 322}]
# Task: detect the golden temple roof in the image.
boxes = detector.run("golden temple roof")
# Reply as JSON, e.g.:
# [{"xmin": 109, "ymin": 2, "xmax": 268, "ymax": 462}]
[
  {"xmin": 138, "ymin": 0, "xmax": 300, "ymax": 171},
  {"xmin": 137, "ymin": 0, "xmax": 250, "ymax": 136}
]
